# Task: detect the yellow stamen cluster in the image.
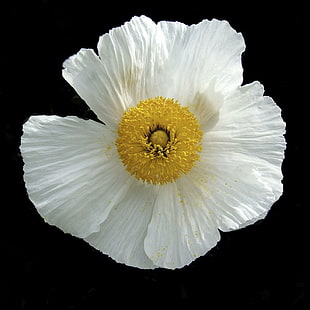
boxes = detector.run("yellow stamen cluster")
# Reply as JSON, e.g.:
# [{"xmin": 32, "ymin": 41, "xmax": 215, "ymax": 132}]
[{"xmin": 116, "ymin": 97, "xmax": 203, "ymax": 185}]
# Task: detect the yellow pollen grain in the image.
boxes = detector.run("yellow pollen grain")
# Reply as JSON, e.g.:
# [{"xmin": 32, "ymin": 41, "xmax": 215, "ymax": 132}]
[{"xmin": 116, "ymin": 97, "xmax": 203, "ymax": 185}]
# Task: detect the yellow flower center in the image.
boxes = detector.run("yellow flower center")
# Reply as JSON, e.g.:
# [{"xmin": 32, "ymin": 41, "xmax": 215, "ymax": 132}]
[{"xmin": 116, "ymin": 97, "xmax": 203, "ymax": 185}]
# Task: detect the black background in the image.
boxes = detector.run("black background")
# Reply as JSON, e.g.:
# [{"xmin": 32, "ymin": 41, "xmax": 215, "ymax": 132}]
[{"xmin": 1, "ymin": 1, "xmax": 304, "ymax": 309}]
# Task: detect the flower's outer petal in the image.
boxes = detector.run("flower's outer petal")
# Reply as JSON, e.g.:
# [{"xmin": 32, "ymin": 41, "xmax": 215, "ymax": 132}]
[
  {"xmin": 196, "ymin": 81, "xmax": 286, "ymax": 231},
  {"xmin": 21, "ymin": 115, "xmax": 131, "ymax": 238},
  {"xmin": 62, "ymin": 49, "xmax": 124, "ymax": 128},
  {"xmin": 63, "ymin": 16, "xmax": 163, "ymax": 128},
  {"xmin": 157, "ymin": 18, "xmax": 245, "ymax": 102},
  {"xmin": 144, "ymin": 182, "xmax": 220, "ymax": 269},
  {"xmin": 97, "ymin": 16, "xmax": 163, "ymax": 106},
  {"xmin": 63, "ymin": 17, "xmax": 244, "ymax": 130},
  {"xmin": 85, "ymin": 182, "xmax": 157, "ymax": 269},
  {"xmin": 154, "ymin": 18, "xmax": 243, "ymax": 132}
]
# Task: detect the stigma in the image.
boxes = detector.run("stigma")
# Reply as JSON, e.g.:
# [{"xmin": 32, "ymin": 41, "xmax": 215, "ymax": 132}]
[{"xmin": 149, "ymin": 130, "xmax": 169, "ymax": 147}]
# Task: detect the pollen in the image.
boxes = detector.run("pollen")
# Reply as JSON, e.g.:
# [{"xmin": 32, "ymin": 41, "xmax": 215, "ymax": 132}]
[{"xmin": 116, "ymin": 97, "xmax": 203, "ymax": 185}]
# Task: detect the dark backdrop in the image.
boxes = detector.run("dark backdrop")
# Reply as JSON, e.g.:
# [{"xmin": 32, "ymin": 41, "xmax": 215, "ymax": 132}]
[{"xmin": 1, "ymin": 1, "xmax": 304, "ymax": 309}]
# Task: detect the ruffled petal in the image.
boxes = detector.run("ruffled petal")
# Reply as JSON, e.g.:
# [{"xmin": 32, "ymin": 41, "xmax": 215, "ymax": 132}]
[
  {"xmin": 97, "ymin": 16, "xmax": 164, "ymax": 104},
  {"xmin": 85, "ymin": 182, "xmax": 157, "ymax": 269},
  {"xmin": 62, "ymin": 49, "xmax": 125, "ymax": 128},
  {"xmin": 157, "ymin": 18, "xmax": 245, "ymax": 102},
  {"xmin": 63, "ymin": 16, "xmax": 163, "ymax": 128},
  {"xmin": 188, "ymin": 81, "xmax": 224, "ymax": 132},
  {"xmin": 63, "ymin": 17, "xmax": 244, "ymax": 130},
  {"xmin": 21, "ymin": 115, "xmax": 131, "ymax": 238},
  {"xmin": 196, "ymin": 81, "xmax": 286, "ymax": 231},
  {"xmin": 144, "ymin": 182, "xmax": 220, "ymax": 269}
]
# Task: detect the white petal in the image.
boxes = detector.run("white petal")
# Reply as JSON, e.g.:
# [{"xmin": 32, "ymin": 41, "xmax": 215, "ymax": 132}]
[
  {"xmin": 63, "ymin": 17, "xmax": 244, "ymax": 129},
  {"xmin": 63, "ymin": 16, "xmax": 164, "ymax": 128},
  {"xmin": 21, "ymin": 115, "xmax": 131, "ymax": 238},
  {"xmin": 197, "ymin": 81, "xmax": 286, "ymax": 231},
  {"xmin": 188, "ymin": 80, "xmax": 224, "ymax": 132},
  {"xmin": 144, "ymin": 182, "xmax": 220, "ymax": 269},
  {"xmin": 86, "ymin": 182, "xmax": 157, "ymax": 269},
  {"xmin": 157, "ymin": 18, "xmax": 245, "ymax": 102},
  {"xmin": 97, "ymin": 16, "xmax": 163, "ymax": 103},
  {"xmin": 62, "ymin": 49, "xmax": 125, "ymax": 128}
]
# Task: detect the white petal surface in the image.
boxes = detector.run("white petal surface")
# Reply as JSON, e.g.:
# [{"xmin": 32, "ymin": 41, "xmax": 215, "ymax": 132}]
[
  {"xmin": 21, "ymin": 115, "xmax": 131, "ymax": 238},
  {"xmin": 188, "ymin": 81, "xmax": 224, "ymax": 132},
  {"xmin": 144, "ymin": 182, "xmax": 220, "ymax": 269},
  {"xmin": 63, "ymin": 16, "xmax": 244, "ymax": 130},
  {"xmin": 63, "ymin": 16, "xmax": 162, "ymax": 128},
  {"xmin": 62, "ymin": 49, "xmax": 124, "ymax": 128},
  {"xmin": 157, "ymin": 18, "xmax": 245, "ymax": 102},
  {"xmin": 195, "ymin": 82, "xmax": 286, "ymax": 231},
  {"xmin": 86, "ymin": 182, "xmax": 157, "ymax": 269},
  {"xmin": 97, "ymin": 16, "xmax": 163, "ymax": 107}
]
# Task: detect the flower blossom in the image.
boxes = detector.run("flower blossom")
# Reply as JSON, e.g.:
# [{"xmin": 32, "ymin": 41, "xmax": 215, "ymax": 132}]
[{"xmin": 21, "ymin": 16, "xmax": 286, "ymax": 269}]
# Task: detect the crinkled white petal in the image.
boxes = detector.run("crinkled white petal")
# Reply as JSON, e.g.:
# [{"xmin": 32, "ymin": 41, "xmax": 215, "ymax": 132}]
[
  {"xmin": 63, "ymin": 16, "xmax": 245, "ymax": 130},
  {"xmin": 62, "ymin": 49, "xmax": 125, "ymax": 128},
  {"xmin": 144, "ymin": 182, "xmax": 220, "ymax": 269},
  {"xmin": 188, "ymin": 80, "xmax": 224, "ymax": 132},
  {"xmin": 62, "ymin": 16, "xmax": 162, "ymax": 128},
  {"xmin": 20, "ymin": 115, "xmax": 131, "ymax": 238},
  {"xmin": 192, "ymin": 81, "xmax": 286, "ymax": 231},
  {"xmin": 97, "ymin": 16, "xmax": 163, "ymax": 106},
  {"xmin": 156, "ymin": 18, "xmax": 245, "ymax": 102},
  {"xmin": 85, "ymin": 182, "xmax": 157, "ymax": 269}
]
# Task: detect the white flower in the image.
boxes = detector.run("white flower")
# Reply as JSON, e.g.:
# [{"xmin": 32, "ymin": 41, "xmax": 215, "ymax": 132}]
[{"xmin": 20, "ymin": 16, "xmax": 286, "ymax": 269}]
